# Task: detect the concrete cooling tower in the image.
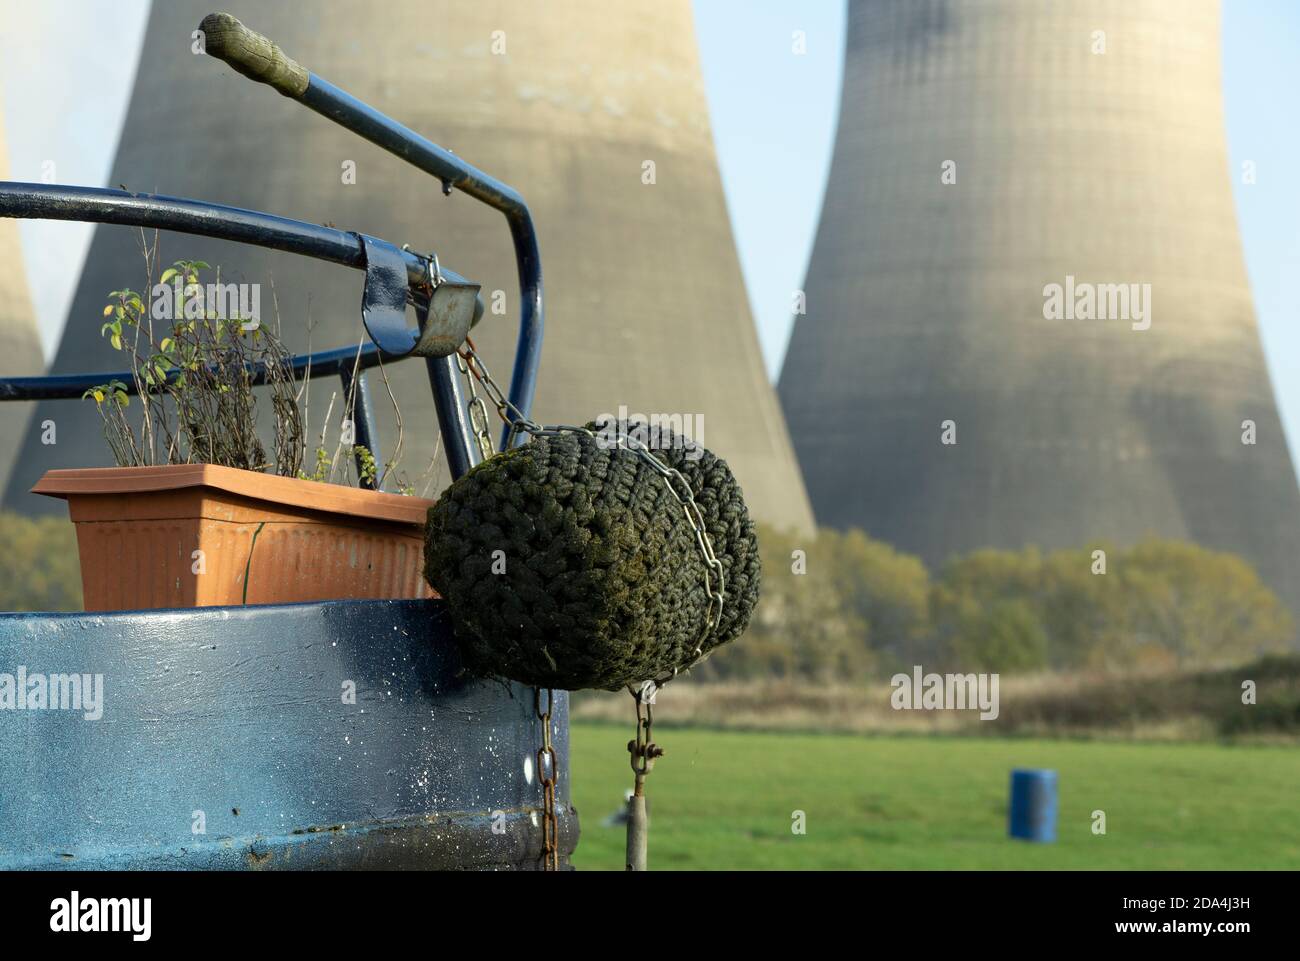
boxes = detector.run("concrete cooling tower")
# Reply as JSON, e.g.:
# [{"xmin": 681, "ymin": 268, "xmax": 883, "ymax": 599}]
[
  {"xmin": 779, "ymin": 0, "xmax": 1300, "ymax": 612},
  {"xmin": 5, "ymin": 0, "xmax": 814, "ymax": 534},
  {"xmin": 0, "ymin": 94, "xmax": 46, "ymax": 493}
]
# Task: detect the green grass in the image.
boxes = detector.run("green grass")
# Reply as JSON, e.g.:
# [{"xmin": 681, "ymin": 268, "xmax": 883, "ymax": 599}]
[{"xmin": 569, "ymin": 722, "xmax": 1300, "ymax": 870}]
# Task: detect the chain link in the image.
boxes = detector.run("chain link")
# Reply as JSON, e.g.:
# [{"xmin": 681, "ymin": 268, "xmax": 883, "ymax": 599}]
[
  {"xmin": 629, "ymin": 684, "xmax": 663, "ymax": 777},
  {"xmin": 535, "ymin": 687, "xmax": 559, "ymax": 871},
  {"xmin": 456, "ymin": 349, "xmax": 560, "ymax": 871},
  {"xmin": 454, "ymin": 350, "xmax": 496, "ymax": 463},
  {"xmin": 625, "ymin": 682, "xmax": 663, "ymax": 871}
]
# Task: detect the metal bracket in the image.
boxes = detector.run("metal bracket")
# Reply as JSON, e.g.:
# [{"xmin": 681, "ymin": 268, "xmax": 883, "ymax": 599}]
[{"xmin": 359, "ymin": 233, "xmax": 479, "ymax": 358}]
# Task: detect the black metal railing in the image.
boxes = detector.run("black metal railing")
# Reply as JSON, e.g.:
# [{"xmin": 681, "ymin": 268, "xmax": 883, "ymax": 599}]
[
  {"xmin": 0, "ymin": 335, "xmax": 394, "ymax": 488},
  {"xmin": 0, "ymin": 12, "xmax": 544, "ymax": 486}
]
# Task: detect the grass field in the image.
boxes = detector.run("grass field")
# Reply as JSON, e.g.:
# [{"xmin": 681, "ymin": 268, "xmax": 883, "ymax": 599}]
[{"xmin": 569, "ymin": 722, "xmax": 1300, "ymax": 870}]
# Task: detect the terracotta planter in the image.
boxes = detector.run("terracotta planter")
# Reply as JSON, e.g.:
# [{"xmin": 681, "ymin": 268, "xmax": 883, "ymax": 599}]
[{"xmin": 33, "ymin": 464, "xmax": 435, "ymax": 611}]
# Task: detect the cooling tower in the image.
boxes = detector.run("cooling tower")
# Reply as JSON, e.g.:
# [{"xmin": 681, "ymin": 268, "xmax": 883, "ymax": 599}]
[
  {"xmin": 5, "ymin": 0, "xmax": 814, "ymax": 534},
  {"xmin": 0, "ymin": 94, "xmax": 46, "ymax": 493},
  {"xmin": 779, "ymin": 0, "xmax": 1300, "ymax": 612}
]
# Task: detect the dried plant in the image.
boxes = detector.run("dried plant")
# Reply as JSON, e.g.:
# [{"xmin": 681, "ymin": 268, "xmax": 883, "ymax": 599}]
[
  {"xmin": 83, "ymin": 253, "xmax": 415, "ymax": 489},
  {"xmin": 86, "ymin": 258, "xmax": 300, "ymax": 474}
]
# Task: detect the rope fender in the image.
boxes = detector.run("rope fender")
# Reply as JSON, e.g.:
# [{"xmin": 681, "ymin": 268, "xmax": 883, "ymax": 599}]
[{"xmin": 424, "ymin": 424, "xmax": 761, "ymax": 691}]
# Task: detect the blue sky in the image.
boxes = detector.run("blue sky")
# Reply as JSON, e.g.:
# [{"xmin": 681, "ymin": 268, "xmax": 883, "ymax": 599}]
[{"xmin": 3, "ymin": 0, "xmax": 1297, "ymax": 463}]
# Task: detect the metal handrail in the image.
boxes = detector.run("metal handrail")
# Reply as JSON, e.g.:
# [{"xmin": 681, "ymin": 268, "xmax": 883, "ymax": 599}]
[
  {"xmin": 0, "ymin": 184, "xmax": 465, "ymax": 287},
  {"xmin": 0, "ymin": 336, "xmax": 395, "ymax": 487},
  {"xmin": 198, "ymin": 11, "xmax": 543, "ymax": 458},
  {"xmin": 0, "ymin": 11, "xmax": 545, "ymax": 485},
  {"xmin": 0, "ymin": 340, "xmax": 388, "ymax": 402}
]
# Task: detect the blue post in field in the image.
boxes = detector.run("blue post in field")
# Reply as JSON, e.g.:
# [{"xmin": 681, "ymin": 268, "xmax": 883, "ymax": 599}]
[{"xmin": 1008, "ymin": 769, "xmax": 1058, "ymax": 842}]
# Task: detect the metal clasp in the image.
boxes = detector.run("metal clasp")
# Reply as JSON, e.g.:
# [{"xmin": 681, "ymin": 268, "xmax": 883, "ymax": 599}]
[{"xmin": 359, "ymin": 233, "xmax": 480, "ymax": 358}]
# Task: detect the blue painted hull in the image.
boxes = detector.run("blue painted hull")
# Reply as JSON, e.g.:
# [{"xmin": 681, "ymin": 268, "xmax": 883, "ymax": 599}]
[{"xmin": 0, "ymin": 599, "xmax": 575, "ymax": 869}]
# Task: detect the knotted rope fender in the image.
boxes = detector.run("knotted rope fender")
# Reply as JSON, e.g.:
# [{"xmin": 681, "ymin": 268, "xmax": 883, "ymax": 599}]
[{"xmin": 423, "ymin": 425, "xmax": 761, "ymax": 691}]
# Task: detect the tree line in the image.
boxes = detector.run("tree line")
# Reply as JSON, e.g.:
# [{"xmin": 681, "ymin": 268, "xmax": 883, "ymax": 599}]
[{"xmin": 697, "ymin": 525, "xmax": 1294, "ymax": 681}]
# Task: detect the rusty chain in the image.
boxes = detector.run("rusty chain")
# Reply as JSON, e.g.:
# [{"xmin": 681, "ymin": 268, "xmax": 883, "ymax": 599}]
[
  {"xmin": 629, "ymin": 682, "xmax": 663, "ymax": 778},
  {"xmin": 535, "ymin": 686, "xmax": 559, "ymax": 872},
  {"xmin": 454, "ymin": 349, "xmax": 495, "ymax": 463},
  {"xmin": 454, "ymin": 349, "xmax": 559, "ymax": 870}
]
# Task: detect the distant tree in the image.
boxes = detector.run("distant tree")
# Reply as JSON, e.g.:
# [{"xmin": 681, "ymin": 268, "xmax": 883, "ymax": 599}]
[
  {"xmin": 932, "ymin": 547, "xmax": 1043, "ymax": 603},
  {"xmin": 1112, "ymin": 541, "xmax": 1292, "ymax": 667},
  {"xmin": 717, "ymin": 526, "xmax": 1290, "ymax": 682},
  {"xmin": 930, "ymin": 549, "xmax": 1047, "ymax": 672},
  {"xmin": 932, "ymin": 540, "xmax": 1291, "ymax": 672},
  {"xmin": 942, "ymin": 598, "xmax": 1049, "ymax": 673},
  {"xmin": 1036, "ymin": 545, "xmax": 1125, "ymax": 669},
  {"xmin": 0, "ymin": 512, "xmax": 82, "ymax": 612},
  {"xmin": 821, "ymin": 528, "xmax": 930, "ymax": 673},
  {"xmin": 702, "ymin": 525, "xmax": 874, "ymax": 681}
]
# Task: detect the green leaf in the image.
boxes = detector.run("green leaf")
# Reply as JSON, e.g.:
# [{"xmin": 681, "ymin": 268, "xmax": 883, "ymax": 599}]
[
  {"xmin": 160, "ymin": 268, "xmax": 178, "ymax": 284},
  {"xmin": 110, "ymin": 333, "xmax": 122, "ymax": 351}
]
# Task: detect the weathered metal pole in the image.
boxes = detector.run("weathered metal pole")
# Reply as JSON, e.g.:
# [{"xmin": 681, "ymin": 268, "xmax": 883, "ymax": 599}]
[
  {"xmin": 626, "ymin": 687, "xmax": 661, "ymax": 871},
  {"xmin": 625, "ymin": 778, "xmax": 649, "ymax": 872}
]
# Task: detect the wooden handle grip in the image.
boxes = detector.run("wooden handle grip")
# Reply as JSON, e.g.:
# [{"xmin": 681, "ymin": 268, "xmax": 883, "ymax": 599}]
[{"xmin": 198, "ymin": 13, "xmax": 309, "ymax": 98}]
